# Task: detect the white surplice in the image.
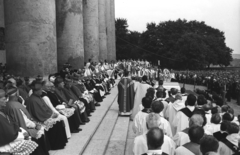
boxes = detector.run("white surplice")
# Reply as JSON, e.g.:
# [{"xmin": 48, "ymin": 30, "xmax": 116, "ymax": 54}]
[
  {"xmin": 131, "ymin": 82, "xmax": 151, "ymax": 120},
  {"xmin": 173, "ymin": 131, "xmax": 190, "ymax": 147},
  {"xmin": 204, "ymin": 123, "xmax": 220, "ymax": 135},
  {"xmin": 172, "ymin": 106, "xmax": 195, "ymax": 133},
  {"xmin": 218, "ymin": 133, "xmax": 240, "ymax": 155},
  {"xmin": 174, "ymin": 146, "xmax": 195, "ymax": 155},
  {"xmin": 165, "ymin": 99, "xmax": 185, "ymax": 136},
  {"xmin": 132, "ymin": 111, "xmax": 149, "ymax": 135},
  {"xmin": 42, "ymin": 95, "xmax": 71, "ymax": 138},
  {"xmin": 133, "ymin": 132, "xmax": 176, "ymax": 155},
  {"xmin": 173, "ymin": 129, "xmax": 212, "ymax": 147}
]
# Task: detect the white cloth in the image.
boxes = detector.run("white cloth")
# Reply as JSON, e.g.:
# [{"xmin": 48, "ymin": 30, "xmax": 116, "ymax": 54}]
[
  {"xmin": 172, "ymin": 106, "xmax": 195, "ymax": 133},
  {"xmin": 165, "ymin": 100, "xmax": 185, "ymax": 136},
  {"xmin": 131, "ymin": 83, "xmax": 151, "ymax": 120},
  {"xmin": 20, "ymin": 109, "xmax": 36, "ymax": 128},
  {"xmin": 173, "ymin": 131, "xmax": 190, "ymax": 147},
  {"xmin": 173, "ymin": 129, "xmax": 212, "ymax": 147},
  {"xmin": 133, "ymin": 111, "xmax": 148, "ymax": 135},
  {"xmin": 218, "ymin": 134, "xmax": 240, "ymax": 155},
  {"xmin": 133, "ymin": 111, "xmax": 172, "ymax": 138},
  {"xmin": 174, "ymin": 146, "xmax": 195, "ymax": 155},
  {"xmin": 42, "ymin": 96, "xmax": 71, "ymax": 138},
  {"xmin": 204, "ymin": 123, "xmax": 220, "ymax": 135},
  {"xmin": 133, "ymin": 132, "xmax": 175, "ymax": 155},
  {"xmin": 145, "ymin": 150, "xmax": 163, "ymax": 155}
]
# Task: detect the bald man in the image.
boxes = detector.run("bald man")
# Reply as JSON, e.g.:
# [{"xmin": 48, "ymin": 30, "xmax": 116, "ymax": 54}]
[
  {"xmin": 143, "ymin": 127, "xmax": 167, "ymax": 155},
  {"xmin": 173, "ymin": 114, "xmax": 204, "ymax": 147}
]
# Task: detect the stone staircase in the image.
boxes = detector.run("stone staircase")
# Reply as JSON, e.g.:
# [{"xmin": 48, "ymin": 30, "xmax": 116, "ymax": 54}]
[{"xmin": 50, "ymin": 80, "xmax": 135, "ymax": 155}]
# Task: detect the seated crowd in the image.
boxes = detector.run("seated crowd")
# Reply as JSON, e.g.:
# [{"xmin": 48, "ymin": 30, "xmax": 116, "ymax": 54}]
[
  {"xmin": 131, "ymin": 76, "xmax": 240, "ymax": 155},
  {"xmin": 0, "ymin": 63, "xmax": 116, "ymax": 155}
]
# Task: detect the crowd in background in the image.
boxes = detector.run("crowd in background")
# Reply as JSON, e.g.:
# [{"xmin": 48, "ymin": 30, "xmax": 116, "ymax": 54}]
[{"xmin": 174, "ymin": 70, "xmax": 240, "ymax": 105}]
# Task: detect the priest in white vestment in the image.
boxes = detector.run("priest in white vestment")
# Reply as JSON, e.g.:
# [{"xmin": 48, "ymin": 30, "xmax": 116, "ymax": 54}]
[
  {"xmin": 173, "ymin": 114, "xmax": 204, "ymax": 147},
  {"xmin": 141, "ymin": 127, "xmax": 168, "ymax": 155},
  {"xmin": 133, "ymin": 113, "xmax": 176, "ymax": 155},
  {"xmin": 131, "ymin": 76, "xmax": 151, "ymax": 120},
  {"xmin": 172, "ymin": 94, "xmax": 197, "ymax": 133},
  {"xmin": 133, "ymin": 97, "xmax": 152, "ymax": 135},
  {"xmin": 155, "ymin": 90, "xmax": 169, "ymax": 118},
  {"xmin": 175, "ymin": 126, "xmax": 204, "ymax": 155},
  {"xmin": 165, "ymin": 94, "xmax": 185, "ymax": 136},
  {"xmin": 151, "ymin": 100, "xmax": 172, "ymax": 138}
]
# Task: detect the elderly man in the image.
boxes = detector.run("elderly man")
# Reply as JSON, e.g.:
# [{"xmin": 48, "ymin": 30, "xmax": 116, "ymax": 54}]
[
  {"xmin": 172, "ymin": 94, "xmax": 197, "ymax": 133},
  {"xmin": 175, "ymin": 126, "xmax": 204, "ymax": 155},
  {"xmin": 133, "ymin": 113, "xmax": 175, "ymax": 155},
  {"xmin": 142, "ymin": 127, "xmax": 167, "ymax": 155},
  {"xmin": 173, "ymin": 114, "xmax": 204, "ymax": 147},
  {"xmin": 25, "ymin": 80, "xmax": 68, "ymax": 150}
]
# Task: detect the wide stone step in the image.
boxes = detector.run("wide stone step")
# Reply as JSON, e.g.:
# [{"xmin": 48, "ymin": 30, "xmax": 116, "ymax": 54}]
[
  {"xmin": 50, "ymin": 84, "xmax": 119, "ymax": 155},
  {"xmin": 82, "ymin": 96, "xmax": 119, "ymax": 155},
  {"xmin": 125, "ymin": 121, "xmax": 137, "ymax": 155},
  {"xmin": 104, "ymin": 116, "xmax": 130, "ymax": 155}
]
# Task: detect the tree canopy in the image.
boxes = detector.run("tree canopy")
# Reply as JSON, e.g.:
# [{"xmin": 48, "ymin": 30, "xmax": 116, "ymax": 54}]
[{"xmin": 115, "ymin": 18, "xmax": 233, "ymax": 69}]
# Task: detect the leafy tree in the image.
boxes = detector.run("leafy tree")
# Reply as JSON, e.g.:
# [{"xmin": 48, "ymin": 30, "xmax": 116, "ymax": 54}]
[{"xmin": 115, "ymin": 18, "xmax": 233, "ymax": 69}]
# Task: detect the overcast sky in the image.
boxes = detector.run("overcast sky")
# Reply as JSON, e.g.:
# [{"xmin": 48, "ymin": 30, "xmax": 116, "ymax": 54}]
[{"xmin": 115, "ymin": 0, "xmax": 240, "ymax": 54}]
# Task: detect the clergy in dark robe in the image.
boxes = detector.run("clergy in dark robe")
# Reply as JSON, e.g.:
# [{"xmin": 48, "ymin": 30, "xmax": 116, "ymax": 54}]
[
  {"xmin": 53, "ymin": 77, "xmax": 84, "ymax": 125},
  {"xmin": 84, "ymin": 78, "xmax": 103, "ymax": 102},
  {"xmin": 25, "ymin": 80, "xmax": 68, "ymax": 150},
  {"xmin": 5, "ymin": 87, "xmax": 49, "ymax": 155},
  {"xmin": 118, "ymin": 70, "xmax": 134, "ymax": 116},
  {"xmin": 43, "ymin": 81, "xmax": 82, "ymax": 132},
  {"xmin": 63, "ymin": 79, "xmax": 90, "ymax": 122},
  {"xmin": 0, "ymin": 89, "xmax": 38, "ymax": 155},
  {"xmin": 71, "ymin": 81, "xmax": 95, "ymax": 115}
]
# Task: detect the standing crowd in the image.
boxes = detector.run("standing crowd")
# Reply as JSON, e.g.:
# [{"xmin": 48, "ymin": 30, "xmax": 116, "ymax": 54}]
[{"xmin": 0, "ymin": 60, "xmax": 117, "ymax": 155}]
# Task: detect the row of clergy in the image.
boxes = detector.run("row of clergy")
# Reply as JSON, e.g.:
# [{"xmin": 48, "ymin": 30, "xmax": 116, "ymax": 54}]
[
  {"xmin": 117, "ymin": 71, "xmax": 240, "ymax": 155},
  {"xmin": 0, "ymin": 70, "xmax": 116, "ymax": 155}
]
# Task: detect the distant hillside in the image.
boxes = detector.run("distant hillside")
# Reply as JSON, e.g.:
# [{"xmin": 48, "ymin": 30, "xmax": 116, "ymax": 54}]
[{"xmin": 232, "ymin": 54, "xmax": 240, "ymax": 59}]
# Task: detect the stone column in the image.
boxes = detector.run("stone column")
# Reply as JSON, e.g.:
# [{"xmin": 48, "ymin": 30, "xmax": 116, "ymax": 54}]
[
  {"xmin": 56, "ymin": 0, "xmax": 84, "ymax": 70},
  {"xmin": 0, "ymin": 0, "xmax": 6, "ymax": 64},
  {"xmin": 83, "ymin": 0, "xmax": 99, "ymax": 63},
  {"xmin": 4, "ymin": 0, "xmax": 57, "ymax": 77},
  {"xmin": 98, "ymin": 0, "xmax": 108, "ymax": 62},
  {"xmin": 106, "ymin": 0, "xmax": 112, "ymax": 62},
  {"xmin": 110, "ymin": 0, "xmax": 116, "ymax": 61}
]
